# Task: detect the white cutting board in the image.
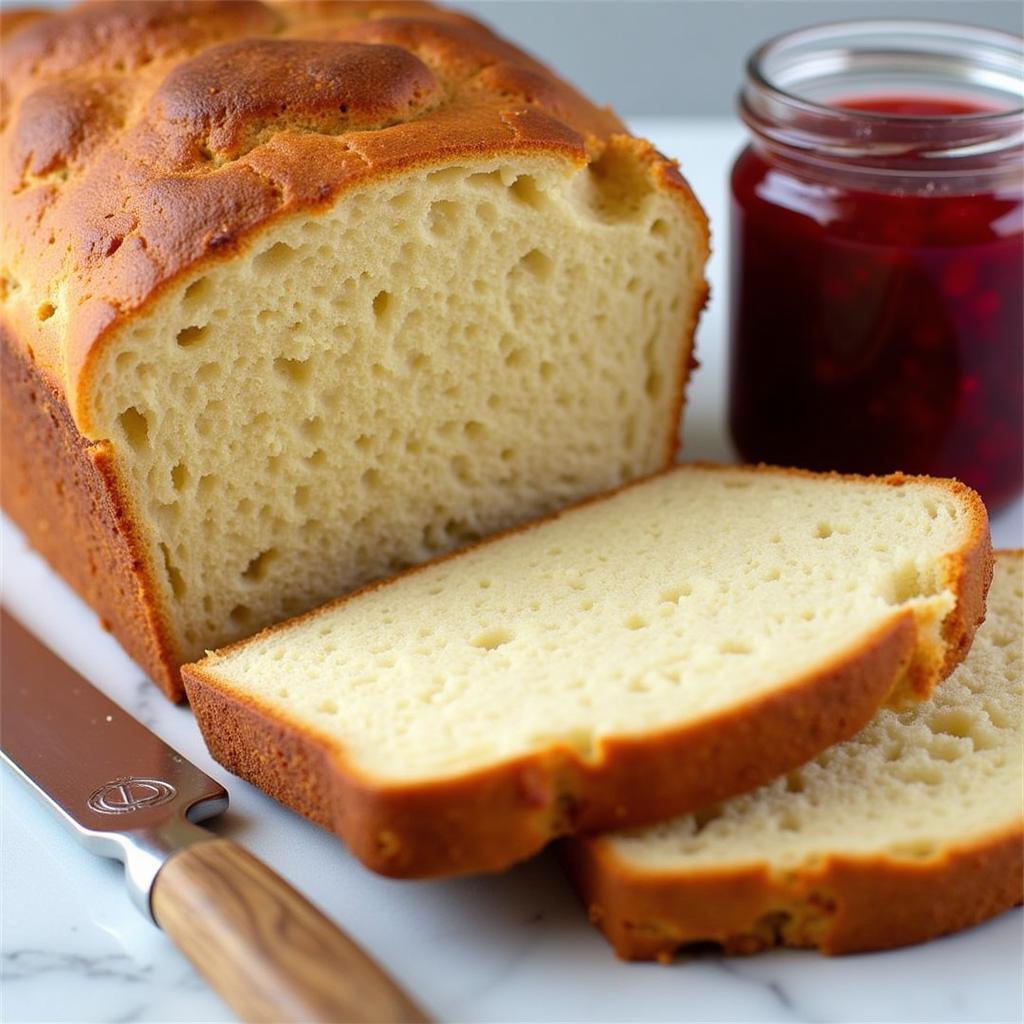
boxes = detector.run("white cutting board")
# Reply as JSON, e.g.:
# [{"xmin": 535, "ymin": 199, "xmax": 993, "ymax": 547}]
[{"xmin": 2, "ymin": 119, "xmax": 1021, "ymax": 1024}]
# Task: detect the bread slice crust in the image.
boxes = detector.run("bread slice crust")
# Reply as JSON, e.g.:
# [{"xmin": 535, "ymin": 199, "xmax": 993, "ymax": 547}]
[
  {"xmin": 182, "ymin": 466, "xmax": 992, "ymax": 878},
  {"xmin": 562, "ymin": 823, "xmax": 1023, "ymax": 959}
]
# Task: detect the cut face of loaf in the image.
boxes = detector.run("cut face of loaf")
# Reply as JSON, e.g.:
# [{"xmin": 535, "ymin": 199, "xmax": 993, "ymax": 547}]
[
  {"xmin": 85, "ymin": 153, "xmax": 703, "ymax": 684},
  {"xmin": 565, "ymin": 551, "xmax": 1022, "ymax": 960},
  {"xmin": 182, "ymin": 465, "xmax": 991, "ymax": 879}
]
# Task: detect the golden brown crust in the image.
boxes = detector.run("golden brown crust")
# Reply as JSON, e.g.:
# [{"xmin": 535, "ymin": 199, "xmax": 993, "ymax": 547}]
[
  {"xmin": 0, "ymin": 1, "xmax": 708, "ymax": 695},
  {"xmin": 0, "ymin": 0, "xmax": 707, "ymax": 431},
  {"xmin": 0, "ymin": 327, "xmax": 182, "ymax": 698},
  {"xmin": 182, "ymin": 464, "xmax": 992, "ymax": 879},
  {"xmin": 0, "ymin": 8, "xmax": 47, "ymax": 42},
  {"xmin": 562, "ymin": 824, "xmax": 1023, "ymax": 960},
  {"xmin": 934, "ymin": 489, "xmax": 994, "ymax": 681}
]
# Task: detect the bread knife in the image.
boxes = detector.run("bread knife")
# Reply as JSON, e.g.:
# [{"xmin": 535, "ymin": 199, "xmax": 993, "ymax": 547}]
[{"xmin": 0, "ymin": 609, "xmax": 429, "ymax": 1024}]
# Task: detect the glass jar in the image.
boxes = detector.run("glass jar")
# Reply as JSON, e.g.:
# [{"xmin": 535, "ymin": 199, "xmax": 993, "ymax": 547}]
[{"xmin": 729, "ymin": 21, "xmax": 1024, "ymax": 508}]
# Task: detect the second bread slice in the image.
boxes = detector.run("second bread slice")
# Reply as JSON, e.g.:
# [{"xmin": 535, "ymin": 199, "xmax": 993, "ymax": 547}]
[
  {"xmin": 564, "ymin": 550, "xmax": 1022, "ymax": 960},
  {"xmin": 183, "ymin": 466, "xmax": 991, "ymax": 878}
]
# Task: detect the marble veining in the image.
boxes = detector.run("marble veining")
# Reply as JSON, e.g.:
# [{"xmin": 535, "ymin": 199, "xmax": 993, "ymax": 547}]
[
  {"xmin": 3, "ymin": 951, "xmax": 156, "ymax": 985},
  {"xmin": 2, "ymin": 119, "xmax": 1022, "ymax": 1024}
]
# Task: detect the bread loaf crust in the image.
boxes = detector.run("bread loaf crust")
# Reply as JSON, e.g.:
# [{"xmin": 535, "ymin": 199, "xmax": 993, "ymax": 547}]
[
  {"xmin": 1, "ymin": 328, "xmax": 181, "ymax": 693},
  {"xmin": 181, "ymin": 466, "xmax": 992, "ymax": 878},
  {"xmin": 563, "ymin": 822, "xmax": 1023, "ymax": 959},
  {"xmin": 0, "ymin": 0, "xmax": 706, "ymax": 432},
  {"xmin": 1, "ymin": 2, "xmax": 708, "ymax": 697}
]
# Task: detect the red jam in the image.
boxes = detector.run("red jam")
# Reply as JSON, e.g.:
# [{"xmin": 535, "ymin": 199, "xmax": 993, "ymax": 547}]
[
  {"xmin": 730, "ymin": 91, "xmax": 1024, "ymax": 508},
  {"xmin": 836, "ymin": 95, "xmax": 1004, "ymax": 116}
]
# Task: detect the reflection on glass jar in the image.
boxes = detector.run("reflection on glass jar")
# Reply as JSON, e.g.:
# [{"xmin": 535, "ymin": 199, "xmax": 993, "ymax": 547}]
[{"xmin": 729, "ymin": 21, "xmax": 1024, "ymax": 508}]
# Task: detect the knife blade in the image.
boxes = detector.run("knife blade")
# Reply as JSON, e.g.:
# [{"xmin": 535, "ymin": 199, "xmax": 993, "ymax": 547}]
[
  {"xmin": 1, "ymin": 609, "xmax": 429, "ymax": 1024},
  {"xmin": 1, "ymin": 608, "xmax": 228, "ymax": 913}
]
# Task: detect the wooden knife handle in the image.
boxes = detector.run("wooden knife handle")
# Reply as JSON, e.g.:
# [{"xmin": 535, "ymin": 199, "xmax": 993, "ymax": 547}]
[{"xmin": 151, "ymin": 838, "xmax": 430, "ymax": 1024}]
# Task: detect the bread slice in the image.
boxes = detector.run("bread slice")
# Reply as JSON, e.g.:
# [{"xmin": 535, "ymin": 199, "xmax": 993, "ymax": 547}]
[
  {"xmin": 0, "ymin": 2, "xmax": 708, "ymax": 699},
  {"xmin": 565, "ymin": 550, "xmax": 1021, "ymax": 961},
  {"xmin": 183, "ymin": 465, "xmax": 991, "ymax": 879}
]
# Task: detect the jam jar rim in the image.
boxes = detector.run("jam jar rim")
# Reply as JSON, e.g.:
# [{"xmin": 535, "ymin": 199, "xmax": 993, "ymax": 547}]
[{"xmin": 741, "ymin": 18, "xmax": 1024, "ymax": 175}]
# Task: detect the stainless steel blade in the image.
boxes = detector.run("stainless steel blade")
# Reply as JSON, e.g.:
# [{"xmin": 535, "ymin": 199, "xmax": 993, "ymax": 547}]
[{"xmin": 0, "ymin": 609, "xmax": 228, "ymax": 918}]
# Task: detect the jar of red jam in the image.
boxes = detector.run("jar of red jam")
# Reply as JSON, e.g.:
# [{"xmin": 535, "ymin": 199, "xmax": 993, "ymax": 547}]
[{"xmin": 729, "ymin": 21, "xmax": 1024, "ymax": 508}]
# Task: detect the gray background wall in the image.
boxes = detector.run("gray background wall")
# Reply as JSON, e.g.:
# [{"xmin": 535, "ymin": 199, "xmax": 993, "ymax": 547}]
[
  {"xmin": 18, "ymin": 1, "xmax": 1024, "ymax": 117},
  {"xmin": 459, "ymin": 1, "xmax": 1023, "ymax": 116}
]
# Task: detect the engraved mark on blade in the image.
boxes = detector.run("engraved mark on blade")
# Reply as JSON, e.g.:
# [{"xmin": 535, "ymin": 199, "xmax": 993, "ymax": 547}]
[{"xmin": 87, "ymin": 777, "xmax": 177, "ymax": 815}]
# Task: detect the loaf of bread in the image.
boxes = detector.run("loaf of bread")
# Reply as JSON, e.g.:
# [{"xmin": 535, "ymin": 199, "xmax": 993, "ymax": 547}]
[
  {"xmin": 0, "ymin": 1, "xmax": 709, "ymax": 699},
  {"xmin": 565, "ymin": 550, "xmax": 1021, "ymax": 961},
  {"xmin": 183, "ymin": 465, "xmax": 990, "ymax": 879}
]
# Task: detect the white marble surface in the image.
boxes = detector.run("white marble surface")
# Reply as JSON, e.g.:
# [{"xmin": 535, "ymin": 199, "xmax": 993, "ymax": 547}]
[{"xmin": 2, "ymin": 119, "xmax": 1022, "ymax": 1024}]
